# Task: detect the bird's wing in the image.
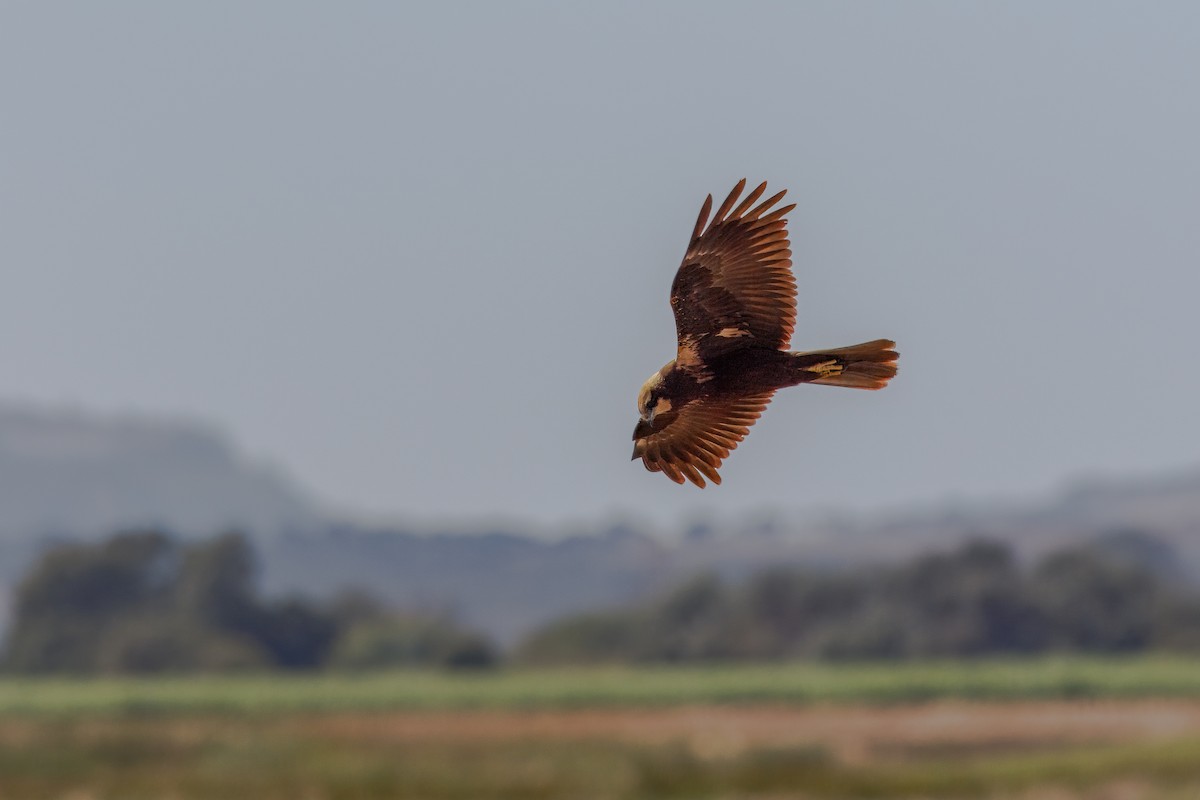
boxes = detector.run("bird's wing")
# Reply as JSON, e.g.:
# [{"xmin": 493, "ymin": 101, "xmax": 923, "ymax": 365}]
[
  {"xmin": 632, "ymin": 392, "xmax": 775, "ymax": 488},
  {"xmin": 671, "ymin": 179, "xmax": 798, "ymax": 372}
]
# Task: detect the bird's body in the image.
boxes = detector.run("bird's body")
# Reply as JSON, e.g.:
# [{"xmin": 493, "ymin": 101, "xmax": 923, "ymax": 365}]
[
  {"xmin": 638, "ymin": 348, "xmax": 825, "ymax": 417},
  {"xmin": 632, "ymin": 180, "xmax": 898, "ymax": 487}
]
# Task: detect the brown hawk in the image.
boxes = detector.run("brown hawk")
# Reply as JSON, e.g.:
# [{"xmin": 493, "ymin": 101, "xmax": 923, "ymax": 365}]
[{"xmin": 632, "ymin": 179, "xmax": 898, "ymax": 487}]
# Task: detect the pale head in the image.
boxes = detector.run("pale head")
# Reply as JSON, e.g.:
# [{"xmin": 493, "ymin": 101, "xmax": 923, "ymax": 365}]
[{"xmin": 636, "ymin": 362, "xmax": 675, "ymax": 423}]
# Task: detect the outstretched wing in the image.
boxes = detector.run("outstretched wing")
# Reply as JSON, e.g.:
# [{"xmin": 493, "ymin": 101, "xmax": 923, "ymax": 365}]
[
  {"xmin": 671, "ymin": 180, "xmax": 797, "ymax": 373},
  {"xmin": 631, "ymin": 392, "xmax": 774, "ymax": 488}
]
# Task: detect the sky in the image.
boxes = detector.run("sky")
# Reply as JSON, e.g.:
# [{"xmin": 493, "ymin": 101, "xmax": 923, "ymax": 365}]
[{"xmin": 3, "ymin": 3, "xmax": 1199, "ymax": 527}]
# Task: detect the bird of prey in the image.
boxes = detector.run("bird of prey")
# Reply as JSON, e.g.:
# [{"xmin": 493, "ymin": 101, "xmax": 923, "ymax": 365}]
[{"xmin": 632, "ymin": 179, "xmax": 898, "ymax": 487}]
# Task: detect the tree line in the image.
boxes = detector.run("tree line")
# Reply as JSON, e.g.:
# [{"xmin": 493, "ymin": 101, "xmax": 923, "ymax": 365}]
[
  {"xmin": 2, "ymin": 530, "xmax": 495, "ymax": 674},
  {"xmin": 3, "ymin": 528, "xmax": 1199, "ymax": 674},
  {"xmin": 517, "ymin": 533, "xmax": 1200, "ymax": 664}
]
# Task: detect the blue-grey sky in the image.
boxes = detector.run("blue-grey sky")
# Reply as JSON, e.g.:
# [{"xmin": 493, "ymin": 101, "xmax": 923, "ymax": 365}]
[{"xmin": 3, "ymin": 3, "xmax": 1199, "ymax": 526}]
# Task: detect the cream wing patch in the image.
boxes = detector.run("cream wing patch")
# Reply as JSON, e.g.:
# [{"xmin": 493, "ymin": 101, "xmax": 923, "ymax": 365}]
[{"xmin": 675, "ymin": 337, "xmax": 714, "ymax": 382}]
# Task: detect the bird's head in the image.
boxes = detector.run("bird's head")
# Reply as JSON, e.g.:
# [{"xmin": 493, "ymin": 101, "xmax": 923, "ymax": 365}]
[{"xmin": 637, "ymin": 365, "xmax": 674, "ymax": 424}]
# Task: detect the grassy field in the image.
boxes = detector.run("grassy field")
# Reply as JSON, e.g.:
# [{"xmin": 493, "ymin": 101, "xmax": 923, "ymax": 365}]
[
  {"xmin": 2, "ymin": 700, "xmax": 1200, "ymax": 799},
  {"xmin": 4, "ymin": 657, "xmax": 1200, "ymax": 799},
  {"xmin": 3, "ymin": 655, "xmax": 1200, "ymax": 715}
]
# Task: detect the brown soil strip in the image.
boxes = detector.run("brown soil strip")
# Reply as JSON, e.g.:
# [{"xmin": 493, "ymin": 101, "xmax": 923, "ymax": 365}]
[{"xmin": 289, "ymin": 699, "xmax": 1200, "ymax": 763}]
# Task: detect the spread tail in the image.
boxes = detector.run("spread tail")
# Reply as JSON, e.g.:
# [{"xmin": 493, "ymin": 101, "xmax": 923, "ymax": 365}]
[{"xmin": 792, "ymin": 339, "xmax": 898, "ymax": 390}]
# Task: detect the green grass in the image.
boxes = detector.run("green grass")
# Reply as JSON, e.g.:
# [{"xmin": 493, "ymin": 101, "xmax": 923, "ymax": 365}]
[
  {"xmin": 4, "ymin": 657, "xmax": 1200, "ymax": 799},
  {"xmin": 631, "ymin": 738, "xmax": 1200, "ymax": 799},
  {"xmin": 3, "ymin": 654, "xmax": 1200, "ymax": 715}
]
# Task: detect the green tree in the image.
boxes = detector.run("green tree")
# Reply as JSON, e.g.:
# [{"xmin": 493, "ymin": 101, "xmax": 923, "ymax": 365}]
[
  {"xmin": 882, "ymin": 540, "xmax": 1048, "ymax": 657},
  {"xmin": 3, "ymin": 531, "xmax": 174, "ymax": 673},
  {"xmin": 329, "ymin": 613, "xmax": 497, "ymax": 670},
  {"xmin": 1031, "ymin": 546, "xmax": 1160, "ymax": 651},
  {"xmin": 175, "ymin": 531, "xmax": 259, "ymax": 630}
]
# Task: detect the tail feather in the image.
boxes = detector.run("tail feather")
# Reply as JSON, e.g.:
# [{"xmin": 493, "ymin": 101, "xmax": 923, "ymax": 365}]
[{"xmin": 793, "ymin": 339, "xmax": 898, "ymax": 390}]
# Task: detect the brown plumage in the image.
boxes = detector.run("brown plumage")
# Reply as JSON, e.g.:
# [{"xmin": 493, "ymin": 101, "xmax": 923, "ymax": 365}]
[{"xmin": 632, "ymin": 179, "xmax": 898, "ymax": 487}]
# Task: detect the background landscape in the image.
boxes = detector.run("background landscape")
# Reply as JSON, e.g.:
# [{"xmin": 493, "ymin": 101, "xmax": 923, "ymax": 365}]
[
  {"xmin": 4, "ymin": 403, "xmax": 1199, "ymax": 653},
  {"xmin": 3, "ymin": 403, "xmax": 1200, "ymax": 799},
  {"xmin": 4, "ymin": 3, "xmax": 1200, "ymax": 799}
]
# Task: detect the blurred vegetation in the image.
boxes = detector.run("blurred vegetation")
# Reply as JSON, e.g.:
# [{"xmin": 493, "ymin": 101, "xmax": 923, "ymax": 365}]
[
  {"xmin": 1, "ymin": 530, "xmax": 496, "ymax": 674},
  {"xmin": 4, "ymin": 657, "xmax": 1200, "ymax": 715},
  {"xmin": 518, "ymin": 535, "xmax": 1200, "ymax": 664},
  {"xmin": 6, "ymin": 528, "xmax": 1200, "ymax": 677},
  {"xmin": 0, "ymin": 709, "xmax": 1198, "ymax": 800}
]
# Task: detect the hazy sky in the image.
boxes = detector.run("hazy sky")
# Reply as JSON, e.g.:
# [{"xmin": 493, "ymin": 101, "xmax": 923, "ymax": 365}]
[{"xmin": 4, "ymin": 3, "xmax": 1199, "ymax": 527}]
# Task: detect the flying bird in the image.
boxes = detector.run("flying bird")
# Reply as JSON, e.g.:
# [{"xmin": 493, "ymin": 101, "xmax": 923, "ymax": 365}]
[{"xmin": 632, "ymin": 179, "xmax": 898, "ymax": 487}]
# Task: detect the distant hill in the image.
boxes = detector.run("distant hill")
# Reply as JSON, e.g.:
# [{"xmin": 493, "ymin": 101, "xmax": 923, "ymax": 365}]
[
  {"xmin": 256, "ymin": 470, "xmax": 1200, "ymax": 646},
  {"xmin": 795, "ymin": 468, "xmax": 1200, "ymax": 572},
  {"xmin": 0, "ymin": 403, "xmax": 1198, "ymax": 645},
  {"xmin": 258, "ymin": 524, "xmax": 670, "ymax": 646},
  {"xmin": 0, "ymin": 404, "xmax": 324, "ymax": 544}
]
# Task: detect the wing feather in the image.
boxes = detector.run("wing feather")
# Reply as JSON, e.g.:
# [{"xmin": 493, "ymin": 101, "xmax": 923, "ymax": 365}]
[
  {"xmin": 670, "ymin": 181, "xmax": 800, "ymax": 363},
  {"xmin": 712, "ymin": 178, "xmax": 746, "ymax": 223},
  {"xmin": 730, "ymin": 181, "xmax": 767, "ymax": 219},
  {"xmin": 631, "ymin": 392, "xmax": 775, "ymax": 488},
  {"xmin": 690, "ymin": 193, "xmax": 713, "ymax": 242}
]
